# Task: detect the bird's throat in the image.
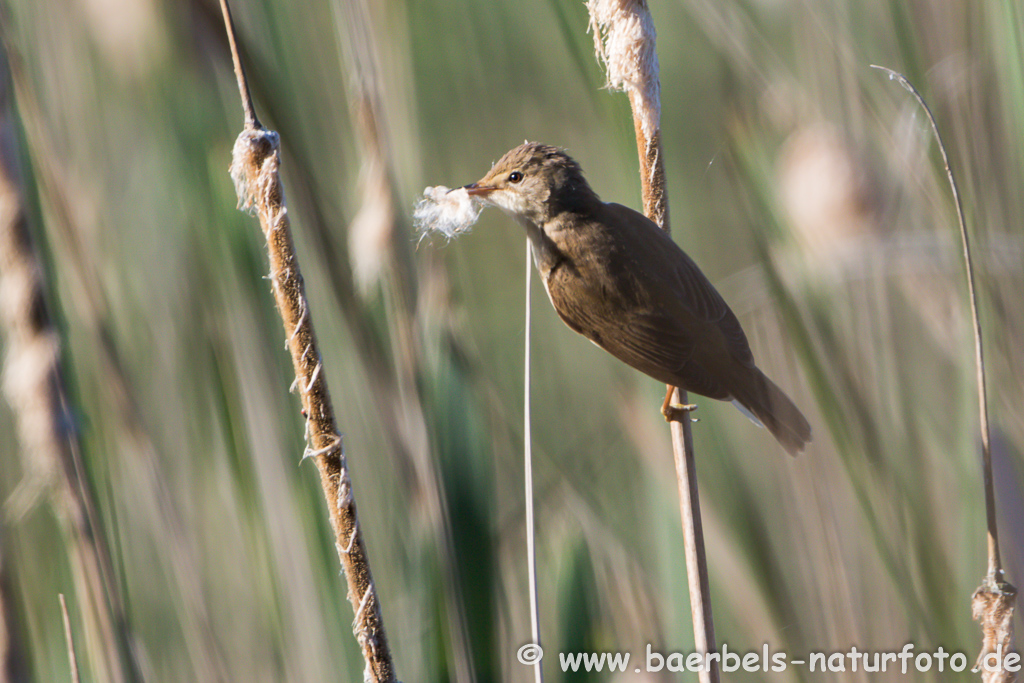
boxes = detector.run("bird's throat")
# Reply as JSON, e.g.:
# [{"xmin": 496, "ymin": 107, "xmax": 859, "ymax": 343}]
[{"xmin": 519, "ymin": 216, "xmax": 565, "ymax": 281}]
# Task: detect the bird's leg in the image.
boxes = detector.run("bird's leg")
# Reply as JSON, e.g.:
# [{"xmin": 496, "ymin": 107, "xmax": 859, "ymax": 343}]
[{"xmin": 661, "ymin": 385, "xmax": 698, "ymax": 422}]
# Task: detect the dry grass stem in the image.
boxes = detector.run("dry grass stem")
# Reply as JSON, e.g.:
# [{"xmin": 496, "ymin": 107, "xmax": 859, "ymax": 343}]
[
  {"xmin": 219, "ymin": 2, "xmax": 396, "ymax": 680},
  {"xmin": 60, "ymin": 594, "xmax": 81, "ymax": 683},
  {"xmin": 872, "ymin": 64, "xmax": 1016, "ymax": 681},
  {"xmin": 587, "ymin": 2, "xmax": 717, "ymax": 681}
]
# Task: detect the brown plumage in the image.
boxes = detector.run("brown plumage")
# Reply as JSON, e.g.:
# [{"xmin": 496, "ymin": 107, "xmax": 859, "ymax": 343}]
[{"xmin": 465, "ymin": 142, "xmax": 811, "ymax": 455}]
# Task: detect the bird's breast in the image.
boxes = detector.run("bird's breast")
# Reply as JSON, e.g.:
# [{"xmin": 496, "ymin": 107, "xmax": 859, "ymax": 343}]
[{"xmin": 542, "ymin": 256, "xmax": 617, "ymax": 342}]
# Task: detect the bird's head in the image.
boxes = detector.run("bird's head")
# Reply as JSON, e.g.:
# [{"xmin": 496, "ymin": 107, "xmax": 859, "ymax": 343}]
[{"xmin": 464, "ymin": 142, "xmax": 598, "ymax": 225}]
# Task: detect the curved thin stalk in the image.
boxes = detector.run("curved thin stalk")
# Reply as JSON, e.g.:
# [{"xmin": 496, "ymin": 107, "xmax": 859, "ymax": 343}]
[{"xmin": 872, "ymin": 64, "xmax": 1015, "ymax": 682}]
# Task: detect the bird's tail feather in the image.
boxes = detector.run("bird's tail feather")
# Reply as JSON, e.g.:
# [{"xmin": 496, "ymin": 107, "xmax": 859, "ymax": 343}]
[{"xmin": 732, "ymin": 369, "xmax": 811, "ymax": 456}]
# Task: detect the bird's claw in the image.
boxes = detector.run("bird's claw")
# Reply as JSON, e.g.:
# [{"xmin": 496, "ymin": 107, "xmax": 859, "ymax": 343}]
[{"xmin": 662, "ymin": 402, "xmax": 698, "ymax": 423}]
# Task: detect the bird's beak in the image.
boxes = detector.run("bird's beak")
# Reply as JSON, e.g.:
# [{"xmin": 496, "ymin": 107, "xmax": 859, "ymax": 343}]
[{"xmin": 463, "ymin": 182, "xmax": 497, "ymax": 197}]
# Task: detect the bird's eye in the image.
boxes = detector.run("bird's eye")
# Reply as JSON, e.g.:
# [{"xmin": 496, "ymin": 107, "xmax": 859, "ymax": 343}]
[{"xmin": 508, "ymin": 171, "xmax": 524, "ymax": 184}]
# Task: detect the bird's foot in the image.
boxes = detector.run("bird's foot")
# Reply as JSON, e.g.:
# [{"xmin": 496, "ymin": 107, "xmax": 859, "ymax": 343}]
[
  {"xmin": 661, "ymin": 402, "xmax": 698, "ymax": 423},
  {"xmin": 661, "ymin": 386, "xmax": 698, "ymax": 422}
]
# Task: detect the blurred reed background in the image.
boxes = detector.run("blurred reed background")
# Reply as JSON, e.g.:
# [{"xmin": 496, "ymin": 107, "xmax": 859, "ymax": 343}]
[{"xmin": 0, "ymin": 0, "xmax": 1022, "ymax": 680}]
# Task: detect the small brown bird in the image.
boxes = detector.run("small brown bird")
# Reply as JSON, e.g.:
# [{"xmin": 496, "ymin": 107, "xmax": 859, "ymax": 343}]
[{"xmin": 465, "ymin": 142, "xmax": 811, "ymax": 455}]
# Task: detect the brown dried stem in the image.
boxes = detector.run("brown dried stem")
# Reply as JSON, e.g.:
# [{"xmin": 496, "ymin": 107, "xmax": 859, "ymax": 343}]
[
  {"xmin": 588, "ymin": 2, "xmax": 718, "ymax": 681},
  {"xmin": 872, "ymin": 64, "xmax": 1015, "ymax": 681},
  {"xmin": 219, "ymin": 2, "xmax": 396, "ymax": 680}
]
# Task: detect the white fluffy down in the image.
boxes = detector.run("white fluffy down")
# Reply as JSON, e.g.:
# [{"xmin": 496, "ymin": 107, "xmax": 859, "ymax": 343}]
[
  {"xmin": 586, "ymin": 0, "xmax": 661, "ymax": 141},
  {"xmin": 413, "ymin": 186, "xmax": 484, "ymax": 239}
]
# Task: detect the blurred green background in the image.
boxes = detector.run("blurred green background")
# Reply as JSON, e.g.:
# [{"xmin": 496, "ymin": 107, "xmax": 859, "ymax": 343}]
[{"xmin": 1, "ymin": 0, "xmax": 1023, "ymax": 680}]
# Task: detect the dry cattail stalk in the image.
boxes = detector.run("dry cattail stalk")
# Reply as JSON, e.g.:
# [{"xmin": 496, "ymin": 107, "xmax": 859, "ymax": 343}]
[
  {"xmin": 586, "ymin": 2, "xmax": 718, "ymax": 682},
  {"xmin": 229, "ymin": 108, "xmax": 397, "ymax": 683},
  {"xmin": 219, "ymin": 1, "xmax": 396, "ymax": 680},
  {"xmin": 587, "ymin": 0, "xmax": 667, "ymax": 229},
  {"xmin": 1, "ymin": 17, "xmax": 232, "ymax": 675},
  {"xmin": 335, "ymin": 0, "xmax": 408, "ymax": 295},
  {"xmin": 973, "ymin": 585, "xmax": 1017, "ymax": 682},
  {"xmin": 776, "ymin": 123, "xmax": 877, "ymax": 259},
  {"xmin": 0, "ymin": 44, "xmax": 141, "ymax": 683}
]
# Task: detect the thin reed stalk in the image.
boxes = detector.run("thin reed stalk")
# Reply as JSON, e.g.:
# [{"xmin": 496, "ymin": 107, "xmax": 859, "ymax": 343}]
[
  {"xmin": 587, "ymin": 2, "xmax": 718, "ymax": 680},
  {"xmin": 523, "ymin": 240, "xmax": 543, "ymax": 683},
  {"xmin": 60, "ymin": 594, "xmax": 81, "ymax": 683},
  {"xmin": 219, "ymin": 1, "xmax": 396, "ymax": 680},
  {"xmin": 873, "ymin": 64, "xmax": 1016, "ymax": 682}
]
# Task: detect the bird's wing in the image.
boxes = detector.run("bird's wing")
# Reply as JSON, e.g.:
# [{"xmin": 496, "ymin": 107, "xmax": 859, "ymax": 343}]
[
  {"xmin": 602, "ymin": 203, "xmax": 755, "ymax": 369},
  {"xmin": 610, "ymin": 312, "xmax": 696, "ymax": 376},
  {"xmin": 547, "ymin": 270, "xmax": 736, "ymax": 399},
  {"xmin": 610, "ymin": 313, "xmax": 734, "ymax": 398},
  {"xmin": 667, "ymin": 249, "xmax": 755, "ymax": 368}
]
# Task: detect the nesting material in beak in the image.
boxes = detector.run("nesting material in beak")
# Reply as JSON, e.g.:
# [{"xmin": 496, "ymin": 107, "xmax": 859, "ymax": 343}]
[{"xmin": 413, "ymin": 185, "xmax": 484, "ymax": 239}]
